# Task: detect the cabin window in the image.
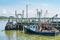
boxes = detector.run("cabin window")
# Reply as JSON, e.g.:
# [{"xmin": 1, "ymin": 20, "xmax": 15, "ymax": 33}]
[
  {"xmin": 33, "ymin": 26, "xmax": 35, "ymax": 28},
  {"xmin": 30, "ymin": 26, "xmax": 32, "ymax": 28},
  {"xmin": 29, "ymin": 25, "xmax": 33, "ymax": 28},
  {"xmin": 36, "ymin": 26, "xmax": 37, "ymax": 29}
]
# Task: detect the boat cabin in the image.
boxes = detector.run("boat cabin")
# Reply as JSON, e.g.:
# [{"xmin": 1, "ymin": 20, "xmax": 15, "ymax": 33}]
[{"xmin": 28, "ymin": 25, "xmax": 38, "ymax": 31}]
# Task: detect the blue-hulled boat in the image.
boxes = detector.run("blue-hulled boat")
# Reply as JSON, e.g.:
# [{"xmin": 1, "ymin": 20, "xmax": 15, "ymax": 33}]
[{"xmin": 24, "ymin": 25, "xmax": 59, "ymax": 36}]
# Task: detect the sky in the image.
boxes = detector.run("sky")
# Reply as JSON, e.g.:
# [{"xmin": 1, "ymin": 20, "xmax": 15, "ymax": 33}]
[{"xmin": 0, "ymin": 0, "xmax": 60, "ymax": 18}]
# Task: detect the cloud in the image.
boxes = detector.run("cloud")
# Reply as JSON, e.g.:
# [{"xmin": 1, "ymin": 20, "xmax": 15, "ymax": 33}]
[
  {"xmin": 2, "ymin": 9, "xmax": 7, "ymax": 14},
  {"xmin": 41, "ymin": 3, "xmax": 49, "ymax": 7},
  {"xmin": 0, "ymin": 1, "xmax": 60, "ymax": 18}
]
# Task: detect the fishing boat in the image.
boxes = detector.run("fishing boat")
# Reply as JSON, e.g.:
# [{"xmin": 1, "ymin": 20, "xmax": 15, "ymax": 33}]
[
  {"xmin": 5, "ymin": 19, "xmax": 16, "ymax": 30},
  {"xmin": 5, "ymin": 22, "xmax": 15, "ymax": 30},
  {"xmin": 24, "ymin": 24, "xmax": 59, "ymax": 36},
  {"xmin": 5, "ymin": 21, "xmax": 23, "ymax": 30}
]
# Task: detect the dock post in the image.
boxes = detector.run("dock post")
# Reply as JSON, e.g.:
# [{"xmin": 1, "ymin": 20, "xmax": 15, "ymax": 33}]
[{"xmin": 23, "ymin": 26, "xmax": 25, "ymax": 34}]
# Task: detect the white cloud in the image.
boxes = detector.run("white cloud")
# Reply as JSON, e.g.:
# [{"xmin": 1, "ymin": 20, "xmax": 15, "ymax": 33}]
[
  {"xmin": 2, "ymin": 9, "xmax": 7, "ymax": 14},
  {"xmin": 0, "ymin": 3, "xmax": 60, "ymax": 18},
  {"xmin": 41, "ymin": 3, "xmax": 49, "ymax": 7}
]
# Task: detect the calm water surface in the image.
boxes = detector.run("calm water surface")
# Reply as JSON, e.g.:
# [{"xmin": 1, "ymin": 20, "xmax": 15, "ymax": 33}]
[{"xmin": 0, "ymin": 20, "xmax": 60, "ymax": 40}]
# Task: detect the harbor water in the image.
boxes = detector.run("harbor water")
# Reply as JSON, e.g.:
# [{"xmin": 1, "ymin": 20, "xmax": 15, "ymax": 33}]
[{"xmin": 0, "ymin": 20, "xmax": 60, "ymax": 40}]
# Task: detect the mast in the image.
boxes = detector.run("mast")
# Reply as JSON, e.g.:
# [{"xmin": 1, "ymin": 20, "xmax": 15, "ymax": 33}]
[
  {"xmin": 22, "ymin": 10, "xmax": 24, "ymax": 18},
  {"xmin": 26, "ymin": 4, "xmax": 28, "ymax": 18},
  {"xmin": 36, "ymin": 9, "xmax": 38, "ymax": 25},
  {"xmin": 21, "ymin": 10, "xmax": 24, "ymax": 23},
  {"xmin": 44, "ymin": 10, "xmax": 48, "ymax": 22},
  {"xmin": 15, "ymin": 10, "xmax": 18, "ymax": 22},
  {"xmin": 26, "ymin": 4, "xmax": 28, "ymax": 22},
  {"xmin": 37, "ymin": 9, "xmax": 42, "ymax": 27}
]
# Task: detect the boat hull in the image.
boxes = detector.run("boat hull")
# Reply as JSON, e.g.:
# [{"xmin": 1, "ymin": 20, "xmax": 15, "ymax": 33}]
[
  {"xmin": 5, "ymin": 26, "xmax": 16, "ymax": 30},
  {"xmin": 5, "ymin": 23, "xmax": 23, "ymax": 30},
  {"xmin": 24, "ymin": 27, "xmax": 59, "ymax": 36}
]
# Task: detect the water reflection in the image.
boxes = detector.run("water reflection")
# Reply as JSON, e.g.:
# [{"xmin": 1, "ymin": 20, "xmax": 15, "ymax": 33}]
[
  {"xmin": 5, "ymin": 30, "xmax": 14, "ymax": 40},
  {"xmin": 5, "ymin": 30, "xmax": 35, "ymax": 40},
  {"xmin": 4, "ymin": 30, "xmax": 57, "ymax": 40}
]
